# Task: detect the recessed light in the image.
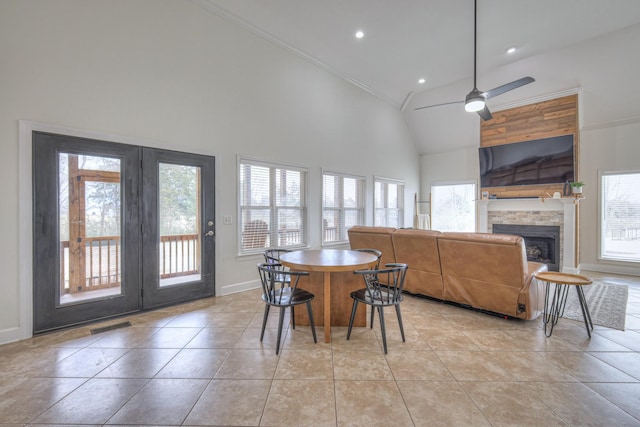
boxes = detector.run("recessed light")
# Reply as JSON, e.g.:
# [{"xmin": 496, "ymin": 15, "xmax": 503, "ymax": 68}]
[
  {"xmin": 506, "ymin": 46, "xmax": 517, "ymax": 54},
  {"xmin": 418, "ymin": 78, "xmax": 426, "ymax": 84},
  {"xmin": 355, "ymin": 30, "xmax": 364, "ymax": 39}
]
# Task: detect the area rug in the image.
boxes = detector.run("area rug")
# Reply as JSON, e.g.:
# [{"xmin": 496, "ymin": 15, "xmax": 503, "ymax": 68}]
[{"xmin": 562, "ymin": 280, "xmax": 629, "ymax": 331}]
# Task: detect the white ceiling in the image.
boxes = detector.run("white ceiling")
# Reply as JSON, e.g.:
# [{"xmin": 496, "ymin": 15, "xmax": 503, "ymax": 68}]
[{"xmin": 195, "ymin": 0, "xmax": 640, "ymax": 154}]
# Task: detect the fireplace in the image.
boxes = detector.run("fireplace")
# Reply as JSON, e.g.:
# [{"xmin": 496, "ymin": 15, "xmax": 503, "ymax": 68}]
[{"xmin": 493, "ymin": 224, "xmax": 561, "ymax": 271}]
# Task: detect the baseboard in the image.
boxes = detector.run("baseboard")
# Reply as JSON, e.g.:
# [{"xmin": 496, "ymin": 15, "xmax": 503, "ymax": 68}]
[
  {"xmin": 580, "ymin": 263, "xmax": 640, "ymax": 277},
  {"xmin": 0, "ymin": 326, "xmax": 26, "ymax": 346},
  {"xmin": 221, "ymin": 279, "xmax": 260, "ymax": 296}
]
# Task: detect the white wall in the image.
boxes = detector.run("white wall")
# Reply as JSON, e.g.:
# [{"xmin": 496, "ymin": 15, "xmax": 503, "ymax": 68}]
[{"xmin": 0, "ymin": 0, "xmax": 419, "ymax": 343}]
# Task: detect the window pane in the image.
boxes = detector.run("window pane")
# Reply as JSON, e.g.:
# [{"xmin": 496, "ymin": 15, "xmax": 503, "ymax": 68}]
[
  {"xmin": 323, "ymin": 209, "xmax": 340, "ymax": 243},
  {"xmin": 374, "ymin": 181, "xmax": 384, "ymax": 209},
  {"xmin": 431, "ymin": 183, "xmax": 476, "ymax": 232},
  {"xmin": 344, "ymin": 178, "xmax": 357, "ymax": 208},
  {"xmin": 240, "ymin": 164, "xmax": 270, "ymax": 207},
  {"xmin": 601, "ymin": 172, "xmax": 640, "ymax": 261},
  {"xmin": 277, "ymin": 208, "xmax": 303, "ymax": 246},
  {"xmin": 241, "ymin": 209, "xmax": 271, "ymax": 249},
  {"xmin": 387, "ymin": 183, "xmax": 398, "ymax": 207},
  {"xmin": 275, "ymin": 169, "xmax": 301, "ymax": 206},
  {"xmin": 323, "ymin": 175, "xmax": 338, "ymax": 208}
]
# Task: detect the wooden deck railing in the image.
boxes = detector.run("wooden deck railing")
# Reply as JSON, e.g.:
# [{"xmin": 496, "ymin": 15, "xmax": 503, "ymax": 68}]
[
  {"xmin": 159, "ymin": 234, "xmax": 200, "ymax": 278},
  {"xmin": 60, "ymin": 233, "xmax": 200, "ymax": 295}
]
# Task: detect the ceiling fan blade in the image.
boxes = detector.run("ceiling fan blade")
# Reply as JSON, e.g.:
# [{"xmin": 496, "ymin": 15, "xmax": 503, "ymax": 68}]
[
  {"xmin": 414, "ymin": 100, "xmax": 464, "ymax": 111},
  {"xmin": 483, "ymin": 77, "xmax": 535, "ymax": 100},
  {"xmin": 477, "ymin": 106, "xmax": 493, "ymax": 121}
]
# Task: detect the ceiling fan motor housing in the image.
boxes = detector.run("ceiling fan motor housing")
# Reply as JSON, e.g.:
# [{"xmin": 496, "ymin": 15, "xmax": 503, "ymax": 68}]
[{"xmin": 464, "ymin": 88, "xmax": 486, "ymax": 112}]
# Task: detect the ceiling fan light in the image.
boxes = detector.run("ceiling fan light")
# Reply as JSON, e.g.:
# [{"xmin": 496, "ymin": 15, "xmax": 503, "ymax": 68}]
[{"xmin": 464, "ymin": 89, "xmax": 485, "ymax": 112}]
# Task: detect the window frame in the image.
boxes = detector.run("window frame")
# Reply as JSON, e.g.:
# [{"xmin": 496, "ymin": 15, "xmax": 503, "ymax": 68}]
[
  {"xmin": 321, "ymin": 170, "xmax": 366, "ymax": 246},
  {"xmin": 430, "ymin": 180, "xmax": 477, "ymax": 232},
  {"xmin": 373, "ymin": 176, "xmax": 405, "ymax": 228},
  {"xmin": 599, "ymin": 170, "xmax": 640, "ymax": 263},
  {"xmin": 238, "ymin": 157, "xmax": 308, "ymax": 255}
]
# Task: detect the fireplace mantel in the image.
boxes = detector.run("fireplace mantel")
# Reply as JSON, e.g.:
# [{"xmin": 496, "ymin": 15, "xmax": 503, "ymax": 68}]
[{"xmin": 478, "ymin": 198, "xmax": 578, "ymax": 272}]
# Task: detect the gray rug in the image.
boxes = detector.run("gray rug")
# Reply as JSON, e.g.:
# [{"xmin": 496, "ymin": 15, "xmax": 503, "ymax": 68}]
[{"xmin": 562, "ymin": 280, "xmax": 629, "ymax": 331}]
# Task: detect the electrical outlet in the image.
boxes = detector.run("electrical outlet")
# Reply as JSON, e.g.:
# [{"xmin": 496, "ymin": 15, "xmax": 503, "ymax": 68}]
[{"xmin": 223, "ymin": 215, "xmax": 232, "ymax": 225}]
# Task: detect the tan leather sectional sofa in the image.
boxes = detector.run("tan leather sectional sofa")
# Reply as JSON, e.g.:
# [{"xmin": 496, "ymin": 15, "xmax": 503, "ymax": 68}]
[{"xmin": 348, "ymin": 226, "xmax": 548, "ymax": 320}]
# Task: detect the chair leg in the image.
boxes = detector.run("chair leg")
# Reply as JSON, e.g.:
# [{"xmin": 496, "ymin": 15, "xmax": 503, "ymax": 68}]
[
  {"xmin": 370, "ymin": 305, "xmax": 375, "ymax": 329},
  {"xmin": 306, "ymin": 301, "xmax": 317, "ymax": 343},
  {"xmin": 291, "ymin": 306, "xmax": 296, "ymax": 330},
  {"xmin": 260, "ymin": 304, "xmax": 270, "ymax": 342},
  {"xmin": 347, "ymin": 300, "xmax": 359, "ymax": 340},
  {"xmin": 395, "ymin": 304, "xmax": 406, "ymax": 342},
  {"xmin": 378, "ymin": 306, "xmax": 388, "ymax": 354},
  {"xmin": 276, "ymin": 307, "xmax": 286, "ymax": 355}
]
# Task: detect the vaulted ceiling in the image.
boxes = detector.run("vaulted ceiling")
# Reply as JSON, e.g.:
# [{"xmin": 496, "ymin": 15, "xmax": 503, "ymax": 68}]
[{"xmin": 195, "ymin": 0, "xmax": 640, "ymax": 154}]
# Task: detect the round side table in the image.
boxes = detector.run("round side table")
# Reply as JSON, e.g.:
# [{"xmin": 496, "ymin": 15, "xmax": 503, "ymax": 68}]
[{"xmin": 534, "ymin": 272, "xmax": 594, "ymax": 338}]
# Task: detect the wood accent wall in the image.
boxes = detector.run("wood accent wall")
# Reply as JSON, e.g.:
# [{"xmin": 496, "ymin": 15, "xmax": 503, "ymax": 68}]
[{"xmin": 480, "ymin": 94, "xmax": 579, "ymax": 199}]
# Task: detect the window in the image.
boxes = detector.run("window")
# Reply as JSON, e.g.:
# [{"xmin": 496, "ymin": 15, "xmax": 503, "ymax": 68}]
[
  {"xmin": 431, "ymin": 182, "xmax": 476, "ymax": 232},
  {"xmin": 322, "ymin": 172, "xmax": 365, "ymax": 245},
  {"xmin": 239, "ymin": 159, "xmax": 307, "ymax": 254},
  {"xmin": 601, "ymin": 171, "xmax": 640, "ymax": 262},
  {"xmin": 374, "ymin": 177, "xmax": 404, "ymax": 227}
]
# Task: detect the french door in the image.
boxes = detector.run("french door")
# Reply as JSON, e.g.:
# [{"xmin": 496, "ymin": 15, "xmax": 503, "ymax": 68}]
[{"xmin": 32, "ymin": 132, "xmax": 215, "ymax": 333}]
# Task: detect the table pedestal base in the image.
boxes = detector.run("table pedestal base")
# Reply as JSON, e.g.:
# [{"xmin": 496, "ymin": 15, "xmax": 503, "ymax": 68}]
[{"xmin": 293, "ymin": 270, "xmax": 366, "ymax": 342}]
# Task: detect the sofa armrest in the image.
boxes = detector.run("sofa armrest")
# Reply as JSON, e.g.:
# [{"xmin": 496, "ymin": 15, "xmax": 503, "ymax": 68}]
[{"xmin": 519, "ymin": 261, "xmax": 549, "ymax": 319}]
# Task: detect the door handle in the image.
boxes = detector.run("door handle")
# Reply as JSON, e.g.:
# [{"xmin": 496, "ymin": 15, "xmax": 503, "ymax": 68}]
[{"xmin": 204, "ymin": 230, "xmax": 214, "ymax": 237}]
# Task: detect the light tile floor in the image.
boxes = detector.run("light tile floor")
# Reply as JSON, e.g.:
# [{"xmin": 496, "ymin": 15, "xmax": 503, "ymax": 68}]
[{"xmin": 1, "ymin": 270, "xmax": 639, "ymax": 426}]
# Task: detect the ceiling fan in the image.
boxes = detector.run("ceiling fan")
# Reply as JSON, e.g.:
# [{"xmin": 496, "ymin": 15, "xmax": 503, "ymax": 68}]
[{"xmin": 414, "ymin": 0, "xmax": 534, "ymax": 121}]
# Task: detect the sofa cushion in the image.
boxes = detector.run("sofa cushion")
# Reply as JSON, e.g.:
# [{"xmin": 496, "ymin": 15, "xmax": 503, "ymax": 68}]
[
  {"xmin": 437, "ymin": 232, "xmax": 528, "ymax": 317},
  {"xmin": 347, "ymin": 226, "xmax": 396, "ymax": 267},
  {"xmin": 391, "ymin": 229, "xmax": 444, "ymax": 298}
]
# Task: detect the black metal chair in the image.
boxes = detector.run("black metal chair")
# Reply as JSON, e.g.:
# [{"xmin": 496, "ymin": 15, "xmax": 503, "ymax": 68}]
[
  {"xmin": 264, "ymin": 248, "xmax": 291, "ymax": 265},
  {"xmin": 354, "ymin": 248, "xmax": 382, "ymax": 269},
  {"xmin": 354, "ymin": 248, "xmax": 383, "ymax": 327},
  {"xmin": 257, "ymin": 262, "xmax": 317, "ymax": 355},
  {"xmin": 347, "ymin": 263, "xmax": 408, "ymax": 354},
  {"xmin": 263, "ymin": 249, "xmax": 292, "ymax": 285}
]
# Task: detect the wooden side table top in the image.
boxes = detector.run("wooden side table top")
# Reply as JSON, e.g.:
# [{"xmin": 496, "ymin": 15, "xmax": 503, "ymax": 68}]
[{"xmin": 534, "ymin": 271, "xmax": 592, "ymax": 286}]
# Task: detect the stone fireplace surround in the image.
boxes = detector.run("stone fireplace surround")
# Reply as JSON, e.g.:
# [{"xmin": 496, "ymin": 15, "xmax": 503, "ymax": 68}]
[{"xmin": 478, "ymin": 198, "xmax": 578, "ymax": 273}]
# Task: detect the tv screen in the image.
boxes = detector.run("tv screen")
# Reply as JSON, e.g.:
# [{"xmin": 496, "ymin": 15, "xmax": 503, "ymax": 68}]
[{"xmin": 479, "ymin": 135, "xmax": 574, "ymax": 188}]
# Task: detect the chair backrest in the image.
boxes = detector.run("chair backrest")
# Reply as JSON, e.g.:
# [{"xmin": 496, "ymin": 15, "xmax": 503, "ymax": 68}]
[
  {"xmin": 354, "ymin": 263, "xmax": 408, "ymax": 304},
  {"xmin": 257, "ymin": 262, "xmax": 309, "ymax": 306},
  {"xmin": 355, "ymin": 248, "xmax": 382, "ymax": 270},
  {"xmin": 263, "ymin": 248, "xmax": 291, "ymax": 265}
]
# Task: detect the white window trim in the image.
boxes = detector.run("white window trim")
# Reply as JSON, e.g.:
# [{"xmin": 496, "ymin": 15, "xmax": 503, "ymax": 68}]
[
  {"xmin": 237, "ymin": 156, "xmax": 309, "ymax": 256},
  {"xmin": 322, "ymin": 169, "xmax": 366, "ymax": 246}
]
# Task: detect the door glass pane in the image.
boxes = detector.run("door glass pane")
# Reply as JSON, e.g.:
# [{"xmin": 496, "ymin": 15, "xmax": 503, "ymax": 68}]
[
  {"xmin": 59, "ymin": 153, "xmax": 122, "ymax": 305},
  {"xmin": 159, "ymin": 163, "xmax": 202, "ymax": 287}
]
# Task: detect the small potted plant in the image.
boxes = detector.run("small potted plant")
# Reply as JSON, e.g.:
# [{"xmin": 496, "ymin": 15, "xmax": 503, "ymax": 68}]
[{"xmin": 570, "ymin": 181, "xmax": 585, "ymax": 194}]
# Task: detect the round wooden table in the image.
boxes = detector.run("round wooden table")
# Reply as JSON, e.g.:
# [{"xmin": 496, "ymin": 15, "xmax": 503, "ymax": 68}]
[
  {"xmin": 279, "ymin": 249, "xmax": 378, "ymax": 343},
  {"xmin": 534, "ymin": 271, "xmax": 593, "ymax": 338}
]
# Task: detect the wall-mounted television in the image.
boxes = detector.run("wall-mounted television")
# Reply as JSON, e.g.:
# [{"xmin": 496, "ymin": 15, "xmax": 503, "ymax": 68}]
[{"xmin": 479, "ymin": 134, "xmax": 574, "ymax": 188}]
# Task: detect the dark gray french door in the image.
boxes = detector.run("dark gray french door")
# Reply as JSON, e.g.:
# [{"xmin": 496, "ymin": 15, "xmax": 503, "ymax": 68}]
[{"xmin": 33, "ymin": 132, "xmax": 215, "ymax": 333}]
